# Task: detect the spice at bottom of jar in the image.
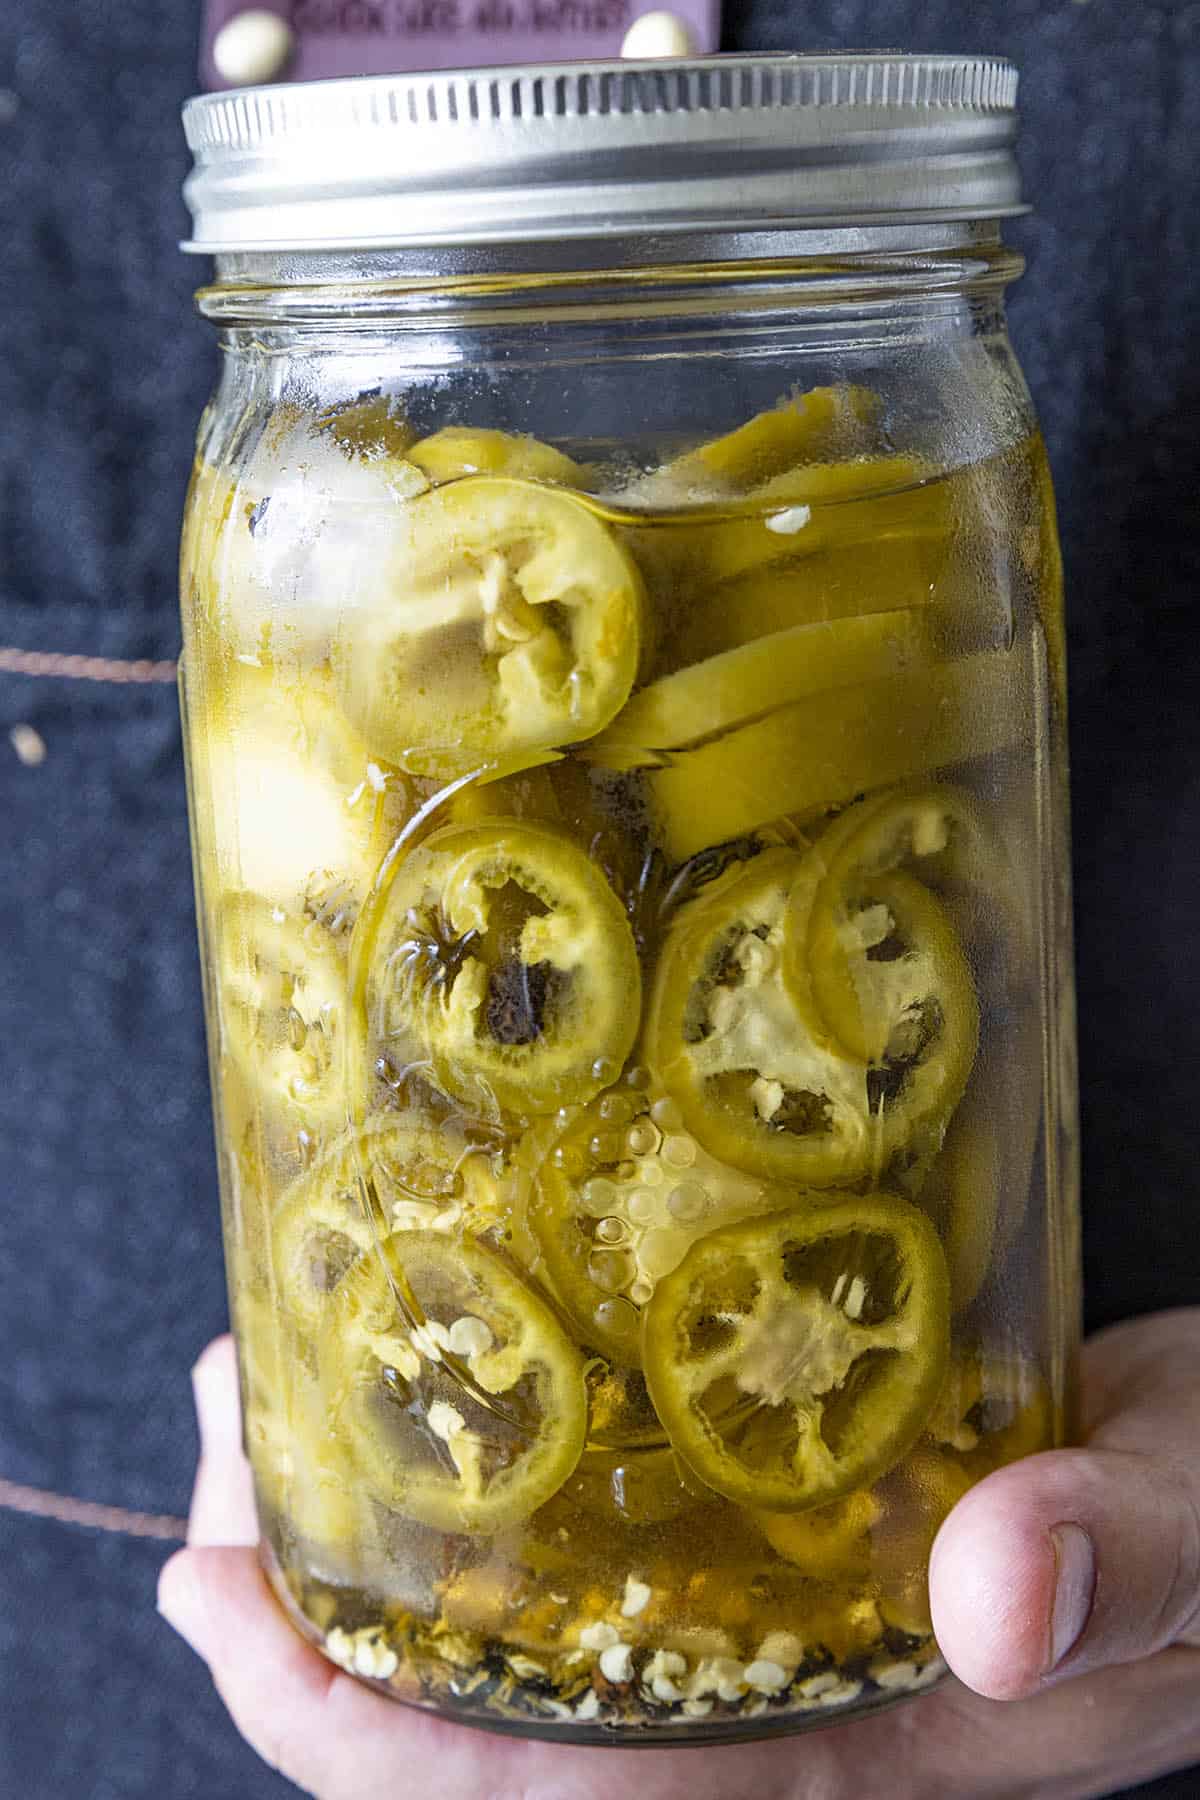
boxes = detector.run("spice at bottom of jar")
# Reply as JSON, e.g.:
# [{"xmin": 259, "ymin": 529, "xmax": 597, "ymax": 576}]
[{"xmin": 264, "ymin": 1544, "xmax": 949, "ymax": 1735}]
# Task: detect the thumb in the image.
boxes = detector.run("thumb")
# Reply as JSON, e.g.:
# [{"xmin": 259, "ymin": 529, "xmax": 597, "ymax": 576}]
[{"xmin": 930, "ymin": 1445, "xmax": 1200, "ymax": 1701}]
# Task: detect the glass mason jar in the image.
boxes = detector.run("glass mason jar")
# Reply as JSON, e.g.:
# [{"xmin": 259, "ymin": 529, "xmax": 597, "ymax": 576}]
[{"xmin": 179, "ymin": 55, "xmax": 1081, "ymax": 1743}]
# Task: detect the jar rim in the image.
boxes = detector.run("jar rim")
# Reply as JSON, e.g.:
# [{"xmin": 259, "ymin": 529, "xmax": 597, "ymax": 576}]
[{"xmin": 181, "ymin": 52, "xmax": 1025, "ymax": 258}]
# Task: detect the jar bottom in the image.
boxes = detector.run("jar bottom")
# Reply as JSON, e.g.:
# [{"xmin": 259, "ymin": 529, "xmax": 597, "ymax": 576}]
[{"xmin": 260, "ymin": 1538, "xmax": 949, "ymax": 1746}]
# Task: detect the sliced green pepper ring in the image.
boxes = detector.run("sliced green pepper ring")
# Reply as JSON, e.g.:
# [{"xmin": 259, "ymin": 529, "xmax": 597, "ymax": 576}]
[
  {"xmin": 643, "ymin": 1195, "xmax": 950, "ymax": 1512},
  {"xmin": 913, "ymin": 997, "xmax": 1045, "ymax": 1313},
  {"xmin": 645, "ymin": 850, "xmax": 875, "ymax": 1188},
  {"xmin": 194, "ymin": 667, "xmax": 405, "ymax": 915},
  {"xmin": 795, "ymin": 782, "xmax": 1021, "ymax": 929},
  {"xmin": 871, "ymin": 1446, "xmax": 975, "ymax": 1636},
  {"xmin": 332, "ymin": 476, "xmax": 642, "ymax": 778},
  {"xmin": 645, "ymin": 649, "xmax": 1031, "ymax": 863},
  {"xmin": 272, "ymin": 1113, "xmax": 509, "ymax": 1337},
  {"xmin": 407, "ymin": 426, "xmax": 585, "ymax": 488},
  {"xmin": 652, "ymin": 385, "xmax": 880, "ymax": 497},
  {"xmin": 914, "ymin": 1098, "xmax": 1001, "ymax": 1313},
  {"xmin": 217, "ymin": 891, "xmax": 349, "ymax": 1138},
  {"xmin": 238, "ymin": 1288, "xmax": 382, "ymax": 1579},
  {"xmin": 927, "ymin": 1347, "xmax": 1054, "ymax": 1476},
  {"xmin": 799, "ymin": 871, "xmax": 979, "ymax": 1184},
  {"xmin": 361, "ymin": 821, "xmax": 641, "ymax": 1118},
  {"xmin": 322, "ymin": 1229, "xmax": 588, "ymax": 1534},
  {"xmin": 531, "ymin": 1088, "xmax": 783, "ymax": 1365},
  {"xmin": 681, "ymin": 459, "xmax": 952, "ymax": 589},
  {"xmin": 658, "ymin": 525, "xmax": 953, "ymax": 674},
  {"xmin": 313, "ymin": 394, "xmax": 416, "ymax": 462},
  {"xmin": 583, "ymin": 607, "xmax": 934, "ymax": 766},
  {"xmin": 750, "ymin": 1485, "xmax": 882, "ymax": 1576}
]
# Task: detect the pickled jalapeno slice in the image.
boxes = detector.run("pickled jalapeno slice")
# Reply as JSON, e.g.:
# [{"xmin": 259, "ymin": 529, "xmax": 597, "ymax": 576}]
[
  {"xmin": 324, "ymin": 1230, "xmax": 588, "ymax": 1534},
  {"xmin": 642, "ymin": 1195, "xmax": 950, "ymax": 1511},
  {"xmin": 872, "ymin": 1446, "xmax": 975, "ymax": 1636},
  {"xmin": 914, "ymin": 1102, "xmax": 1001, "ymax": 1312},
  {"xmin": 794, "ymin": 779, "xmax": 1034, "ymax": 1017},
  {"xmin": 273, "ymin": 1114, "xmax": 506, "ymax": 1337},
  {"xmin": 645, "ymin": 850, "xmax": 873, "ymax": 1187},
  {"xmin": 799, "ymin": 871, "xmax": 973, "ymax": 1066},
  {"xmin": 650, "ymin": 384, "xmax": 880, "ymax": 498},
  {"xmin": 196, "ymin": 671, "xmax": 402, "ymax": 913},
  {"xmin": 928, "ymin": 1348, "xmax": 1053, "ymax": 1475},
  {"xmin": 315, "ymin": 394, "xmax": 416, "ymax": 462},
  {"xmin": 274, "ymin": 1165, "xmax": 375, "ymax": 1339},
  {"xmin": 584, "ymin": 608, "xmax": 932, "ymax": 766},
  {"xmin": 751, "ymin": 1486, "xmax": 881, "ymax": 1575},
  {"xmin": 671, "ymin": 458, "xmax": 951, "ymax": 591},
  {"xmin": 793, "ymin": 870, "xmax": 979, "ymax": 1183},
  {"xmin": 532, "ymin": 1090, "xmax": 782, "ymax": 1365},
  {"xmin": 242, "ymin": 1318, "xmax": 376, "ymax": 1575},
  {"xmin": 667, "ymin": 531, "xmax": 953, "ymax": 671},
  {"xmin": 333, "ymin": 477, "xmax": 642, "ymax": 777},
  {"xmin": 364, "ymin": 822, "xmax": 641, "ymax": 1117},
  {"xmin": 799, "ymin": 782, "xmax": 1014, "ymax": 921},
  {"xmin": 217, "ymin": 892, "xmax": 348, "ymax": 1135},
  {"xmin": 646, "ymin": 650, "xmax": 1028, "ymax": 863},
  {"xmin": 407, "ymin": 427, "xmax": 586, "ymax": 488}
]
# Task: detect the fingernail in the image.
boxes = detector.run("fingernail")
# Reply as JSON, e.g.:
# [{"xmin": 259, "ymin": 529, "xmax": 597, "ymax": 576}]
[{"xmin": 1049, "ymin": 1524, "xmax": 1095, "ymax": 1670}]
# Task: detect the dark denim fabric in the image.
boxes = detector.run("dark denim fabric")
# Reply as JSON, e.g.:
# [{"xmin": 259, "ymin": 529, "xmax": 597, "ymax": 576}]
[{"xmin": 0, "ymin": 1, "xmax": 1197, "ymax": 1795}]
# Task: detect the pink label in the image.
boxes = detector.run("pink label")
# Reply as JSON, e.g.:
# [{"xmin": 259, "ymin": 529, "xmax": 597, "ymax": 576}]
[{"xmin": 201, "ymin": 1, "xmax": 722, "ymax": 88}]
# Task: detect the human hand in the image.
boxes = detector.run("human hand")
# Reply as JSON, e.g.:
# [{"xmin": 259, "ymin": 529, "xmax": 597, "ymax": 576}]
[{"xmin": 158, "ymin": 1312, "xmax": 1200, "ymax": 1799}]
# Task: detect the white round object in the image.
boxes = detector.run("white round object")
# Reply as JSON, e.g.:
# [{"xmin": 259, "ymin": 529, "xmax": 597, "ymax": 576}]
[
  {"xmin": 213, "ymin": 10, "xmax": 296, "ymax": 87},
  {"xmin": 620, "ymin": 10, "xmax": 698, "ymax": 58}
]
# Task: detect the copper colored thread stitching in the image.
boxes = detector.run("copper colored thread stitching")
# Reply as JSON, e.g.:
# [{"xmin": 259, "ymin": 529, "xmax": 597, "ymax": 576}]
[
  {"xmin": 0, "ymin": 1476, "xmax": 186, "ymax": 1542},
  {"xmin": 2, "ymin": 657, "xmax": 183, "ymax": 1533},
  {"xmin": 0, "ymin": 647, "xmax": 178, "ymax": 684},
  {"xmin": 2, "ymin": 644, "xmax": 183, "ymax": 1533}
]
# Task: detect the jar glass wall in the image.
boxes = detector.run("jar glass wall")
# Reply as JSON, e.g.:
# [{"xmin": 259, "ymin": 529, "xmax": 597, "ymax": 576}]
[{"xmin": 179, "ymin": 238, "xmax": 1079, "ymax": 1742}]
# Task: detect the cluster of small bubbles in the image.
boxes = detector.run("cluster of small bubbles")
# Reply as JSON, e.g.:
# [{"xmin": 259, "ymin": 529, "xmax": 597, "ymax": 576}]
[
  {"xmin": 595, "ymin": 1215, "xmax": 627, "ymax": 1245},
  {"xmin": 625, "ymin": 1118, "xmax": 662, "ymax": 1158},
  {"xmin": 667, "ymin": 1181, "xmax": 709, "ymax": 1223},
  {"xmin": 650, "ymin": 1097, "xmax": 684, "ymax": 1132},
  {"xmin": 662, "ymin": 1134, "xmax": 698, "ymax": 1170},
  {"xmin": 599, "ymin": 1092, "xmax": 635, "ymax": 1127}
]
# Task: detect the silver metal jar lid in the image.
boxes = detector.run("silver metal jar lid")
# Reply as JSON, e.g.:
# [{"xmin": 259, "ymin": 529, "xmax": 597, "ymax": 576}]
[{"xmin": 181, "ymin": 53, "xmax": 1023, "ymax": 256}]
